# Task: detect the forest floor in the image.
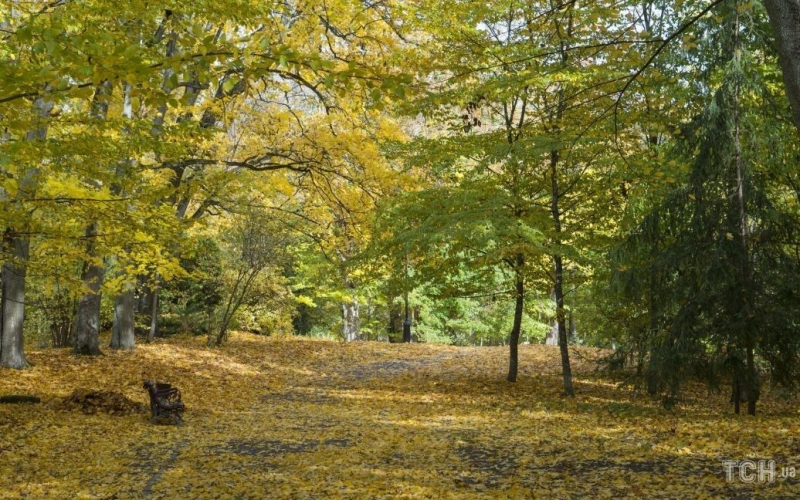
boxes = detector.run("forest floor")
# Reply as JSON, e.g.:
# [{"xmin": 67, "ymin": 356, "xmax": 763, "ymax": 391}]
[{"xmin": 1, "ymin": 333, "xmax": 798, "ymax": 499}]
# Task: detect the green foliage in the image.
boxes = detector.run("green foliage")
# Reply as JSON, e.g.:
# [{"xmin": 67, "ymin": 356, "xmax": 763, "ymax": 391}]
[
  {"xmin": 159, "ymin": 237, "xmax": 223, "ymax": 336},
  {"xmin": 415, "ymin": 292, "xmax": 552, "ymax": 346},
  {"xmin": 608, "ymin": 3, "xmax": 800, "ymax": 412}
]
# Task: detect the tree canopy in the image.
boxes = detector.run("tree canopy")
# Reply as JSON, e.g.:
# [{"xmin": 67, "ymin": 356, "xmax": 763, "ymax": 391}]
[{"xmin": 1, "ymin": 0, "xmax": 799, "ymax": 420}]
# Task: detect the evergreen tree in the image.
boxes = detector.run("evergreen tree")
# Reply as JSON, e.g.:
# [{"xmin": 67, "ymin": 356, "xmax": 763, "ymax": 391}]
[{"xmin": 610, "ymin": 0, "xmax": 800, "ymax": 415}]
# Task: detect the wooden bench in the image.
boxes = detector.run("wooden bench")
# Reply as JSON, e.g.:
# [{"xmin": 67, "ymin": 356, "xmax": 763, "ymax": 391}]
[{"xmin": 143, "ymin": 380, "xmax": 185, "ymax": 424}]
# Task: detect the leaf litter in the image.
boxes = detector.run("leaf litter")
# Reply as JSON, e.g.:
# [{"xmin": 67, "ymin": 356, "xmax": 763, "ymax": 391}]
[{"xmin": 0, "ymin": 332, "xmax": 798, "ymax": 498}]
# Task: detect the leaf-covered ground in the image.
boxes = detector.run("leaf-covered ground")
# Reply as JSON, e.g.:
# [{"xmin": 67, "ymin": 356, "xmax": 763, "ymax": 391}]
[{"xmin": 1, "ymin": 334, "xmax": 798, "ymax": 499}]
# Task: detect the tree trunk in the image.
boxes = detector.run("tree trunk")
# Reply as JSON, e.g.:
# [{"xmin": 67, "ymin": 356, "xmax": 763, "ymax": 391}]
[
  {"xmin": 141, "ymin": 26, "xmax": 179, "ymax": 343},
  {"xmin": 214, "ymin": 265, "xmax": 263, "ymax": 346},
  {"xmin": 745, "ymin": 342, "xmax": 758, "ymax": 415},
  {"xmin": 551, "ymin": 150, "xmax": 575, "ymax": 397},
  {"xmin": 545, "ymin": 288, "xmax": 559, "ymax": 345},
  {"xmin": 147, "ymin": 285, "xmax": 159, "ymax": 343},
  {"xmin": 214, "ymin": 275, "xmax": 237, "ymax": 346},
  {"xmin": 0, "ymin": 94, "xmax": 52, "ymax": 369},
  {"xmin": 402, "ymin": 290, "xmax": 411, "ymax": 343},
  {"xmin": 547, "ymin": 12, "xmax": 576, "ymax": 396},
  {"xmin": 764, "ymin": 0, "xmax": 800, "ymax": 136},
  {"xmin": 387, "ymin": 298, "xmax": 403, "ymax": 341},
  {"xmin": 109, "ymin": 86, "xmax": 136, "ymax": 351},
  {"xmin": 553, "ymin": 254, "xmax": 575, "ymax": 396},
  {"xmin": 74, "ymin": 82, "xmax": 112, "ymax": 356},
  {"xmin": 545, "ymin": 322, "xmax": 559, "ymax": 345},
  {"xmin": 215, "ymin": 315, "xmax": 233, "ymax": 346},
  {"xmin": 732, "ymin": 13, "xmax": 758, "ymax": 416},
  {"xmin": 568, "ymin": 308, "xmax": 576, "ymax": 340},
  {"xmin": 507, "ymin": 258, "xmax": 524, "ymax": 382},
  {"xmin": 110, "ymin": 286, "xmax": 136, "ymax": 349},
  {"xmin": 1, "ymin": 232, "xmax": 30, "ymax": 368},
  {"xmin": 50, "ymin": 291, "xmax": 74, "ymax": 348},
  {"xmin": 74, "ymin": 225, "xmax": 104, "ymax": 356},
  {"xmin": 342, "ymin": 298, "xmax": 359, "ymax": 342}
]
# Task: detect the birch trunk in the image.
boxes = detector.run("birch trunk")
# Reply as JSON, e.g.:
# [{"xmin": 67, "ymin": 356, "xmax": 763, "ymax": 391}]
[{"xmin": 342, "ymin": 298, "xmax": 360, "ymax": 342}]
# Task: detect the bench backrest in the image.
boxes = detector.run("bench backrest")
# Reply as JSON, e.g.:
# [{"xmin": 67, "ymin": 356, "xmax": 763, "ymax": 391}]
[{"xmin": 143, "ymin": 380, "xmax": 179, "ymax": 399}]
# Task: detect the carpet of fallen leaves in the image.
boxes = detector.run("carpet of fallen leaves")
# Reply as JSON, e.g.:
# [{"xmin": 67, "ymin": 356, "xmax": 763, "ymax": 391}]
[{"xmin": 1, "ymin": 333, "xmax": 798, "ymax": 499}]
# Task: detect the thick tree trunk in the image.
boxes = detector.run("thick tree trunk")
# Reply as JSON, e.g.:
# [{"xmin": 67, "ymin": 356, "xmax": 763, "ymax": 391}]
[
  {"xmin": 1, "ymin": 233, "xmax": 30, "ymax": 369},
  {"xmin": 110, "ymin": 287, "xmax": 136, "ymax": 349},
  {"xmin": 0, "ymin": 95, "xmax": 52, "ymax": 369},
  {"xmin": 74, "ymin": 225, "xmax": 104, "ymax": 356},
  {"xmin": 507, "ymin": 259, "xmax": 524, "ymax": 382},
  {"xmin": 545, "ymin": 322, "xmax": 559, "ymax": 345},
  {"xmin": 74, "ymin": 83, "xmax": 112, "ymax": 356},
  {"xmin": 110, "ymin": 86, "xmax": 136, "ymax": 351},
  {"xmin": 764, "ymin": 0, "xmax": 800, "ymax": 136}
]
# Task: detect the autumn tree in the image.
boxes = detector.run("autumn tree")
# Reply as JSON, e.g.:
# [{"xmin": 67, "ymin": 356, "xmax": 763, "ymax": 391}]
[
  {"xmin": 211, "ymin": 209, "xmax": 291, "ymax": 346},
  {"xmin": 374, "ymin": 0, "xmax": 634, "ymax": 393},
  {"xmin": 1, "ymin": 0, "xmax": 409, "ymax": 360},
  {"xmin": 0, "ymin": 95, "xmax": 52, "ymax": 368}
]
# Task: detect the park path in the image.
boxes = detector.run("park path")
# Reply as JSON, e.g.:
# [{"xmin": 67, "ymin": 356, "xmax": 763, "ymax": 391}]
[{"xmin": 139, "ymin": 344, "xmax": 483, "ymax": 497}]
